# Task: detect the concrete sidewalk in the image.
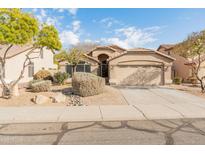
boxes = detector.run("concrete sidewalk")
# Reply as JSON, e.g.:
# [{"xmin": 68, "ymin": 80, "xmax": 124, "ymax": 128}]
[
  {"xmin": 0, "ymin": 105, "xmax": 147, "ymax": 124},
  {"xmin": 0, "ymin": 104, "xmax": 186, "ymax": 124}
]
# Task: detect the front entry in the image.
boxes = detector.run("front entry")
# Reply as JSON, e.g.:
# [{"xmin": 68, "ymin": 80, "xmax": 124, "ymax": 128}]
[
  {"xmin": 98, "ymin": 54, "xmax": 109, "ymax": 82},
  {"xmin": 100, "ymin": 61, "xmax": 108, "ymax": 77}
]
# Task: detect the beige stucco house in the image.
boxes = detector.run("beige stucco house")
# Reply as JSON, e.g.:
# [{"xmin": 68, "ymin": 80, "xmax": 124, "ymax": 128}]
[
  {"xmin": 0, "ymin": 45, "xmax": 57, "ymax": 84},
  {"xmin": 157, "ymin": 44, "xmax": 205, "ymax": 82},
  {"xmin": 60, "ymin": 45, "xmax": 175, "ymax": 86}
]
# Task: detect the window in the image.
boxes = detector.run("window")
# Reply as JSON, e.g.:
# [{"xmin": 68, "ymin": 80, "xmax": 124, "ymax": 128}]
[{"xmin": 28, "ymin": 63, "xmax": 34, "ymax": 77}]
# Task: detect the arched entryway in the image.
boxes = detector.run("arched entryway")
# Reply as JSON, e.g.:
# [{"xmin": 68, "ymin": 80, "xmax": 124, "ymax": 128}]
[{"xmin": 98, "ymin": 54, "xmax": 109, "ymax": 78}]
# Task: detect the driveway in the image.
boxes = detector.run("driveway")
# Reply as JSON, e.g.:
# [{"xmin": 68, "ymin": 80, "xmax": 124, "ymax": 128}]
[{"xmin": 119, "ymin": 87, "xmax": 205, "ymax": 119}]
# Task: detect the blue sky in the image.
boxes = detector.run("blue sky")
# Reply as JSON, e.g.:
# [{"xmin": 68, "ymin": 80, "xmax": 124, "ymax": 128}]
[{"xmin": 23, "ymin": 8, "xmax": 205, "ymax": 49}]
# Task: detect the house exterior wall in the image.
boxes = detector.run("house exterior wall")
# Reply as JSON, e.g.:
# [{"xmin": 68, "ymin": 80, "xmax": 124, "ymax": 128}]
[
  {"xmin": 4, "ymin": 48, "xmax": 56, "ymax": 83},
  {"xmin": 109, "ymin": 52, "xmax": 173, "ymax": 85},
  {"xmin": 91, "ymin": 49, "xmax": 121, "ymax": 59},
  {"xmin": 198, "ymin": 60, "xmax": 205, "ymax": 78},
  {"xmin": 171, "ymin": 54, "xmax": 191, "ymax": 80},
  {"xmin": 158, "ymin": 47, "xmax": 191, "ymax": 81},
  {"xmin": 59, "ymin": 46, "xmax": 174, "ymax": 86}
]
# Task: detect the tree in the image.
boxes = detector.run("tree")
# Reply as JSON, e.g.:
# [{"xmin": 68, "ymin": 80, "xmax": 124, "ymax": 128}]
[
  {"xmin": 0, "ymin": 9, "xmax": 62, "ymax": 98},
  {"xmin": 67, "ymin": 48, "xmax": 83, "ymax": 74},
  {"xmin": 173, "ymin": 31, "xmax": 205, "ymax": 92},
  {"xmin": 71, "ymin": 42, "xmax": 99, "ymax": 52},
  {"xmin": 54, "ymin": 50, "xmax": 68, "ymax": 68}
]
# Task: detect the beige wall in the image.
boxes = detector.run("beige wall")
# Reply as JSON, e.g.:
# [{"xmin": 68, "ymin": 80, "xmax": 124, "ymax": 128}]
[
  {"xmin": 5, "ymin": 48, "xmax": 56, "ymax": 83},
  {"xmin": 170, "ymin": 54, "xmax": 190, "ymax": 80},
  {"xmin": 198, "ymin": 60, "xmax": 205, "ymax": 78},
  {"xmin": 109, "ymin": 52, "xmax": 173, "ymax": 85},
  {"xmin": 92, "ymin": 49, "xmax": 121, "ymax": 59},
  {"xmin": 109, "ymin": 65, "xmax": 163, "ymax": 86}
]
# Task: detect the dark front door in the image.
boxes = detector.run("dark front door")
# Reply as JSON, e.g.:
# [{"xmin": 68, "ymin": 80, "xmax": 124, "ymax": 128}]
[{"xmin": 100, "ymin": 62, "xmax": 108, "ymax": 77}]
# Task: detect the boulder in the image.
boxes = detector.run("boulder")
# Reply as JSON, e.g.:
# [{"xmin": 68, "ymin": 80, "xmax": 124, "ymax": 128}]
[
  {"xmin": 52, "ymin": 93, "xmax": 67, "ymax": 103},
  {"xmin": 72, "ymin": 72, "xmax": 105, "ymax": 97},
  {"xmin": 33, "ymin": 95, "xmax": 50, "ymax": 104}
]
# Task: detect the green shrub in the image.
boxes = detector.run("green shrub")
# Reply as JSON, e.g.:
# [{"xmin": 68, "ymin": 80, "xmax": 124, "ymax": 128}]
[
  {"xmin": 53, "ymin": 72, "xmax": 69, "ymax": 84},
  {"xmin": 30, "ymin": 80, "xmax": 51, "ymax": 92},
  {"xmin": 173, "ymin": 77, "xmax": 182, "ymax": 85},
  {"xmin": 72, "ymin": 72, "xmax": 105, "ymax": 97},
  {"xmin": 29, "ymin": 79, "xmax": 43, "ymax": 88},
  {"xmin": 33, "ymin": 70, "xmax": 53, "ymax": 81}
]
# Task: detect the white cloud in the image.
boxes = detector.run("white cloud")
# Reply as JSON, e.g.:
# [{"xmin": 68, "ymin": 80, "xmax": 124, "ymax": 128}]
[
  {"xmin": 68, "ymin": 8, "xmax": 78, "ymax": 16},
  {"xmin": 84, "ymin": 39, "xmax": 92, "ymax": 43},
  {"xmin": 57, "ymin": 8, "xmax": 65, "ymax": 13},
  {"xmin": 60, "ymin": 30, "xmax": 80, "ymax": 48},
  {"xmin": 100, "ymin": 26, "xmax": 160, "ymax": 48},
  {"xmin": 32, "ymin": 8, "xmax": 38, "ymax": 13},
  {"xmin": 40, "ymin": 9, "xmax": 47, "ymax": 17},
  {"xmin": 54, "ymin": 8, "xmax": 78, "ymax": 16},
  {"xmin": 72, "ymin": 20, "xmax": 81, "ymax": 32},
  {"xmin": 35, "ymin": 9, "xmax": 62, "ymax": 27},
  {"xmin": 46, "ymin": 17, "xmax": 58, "ymax": 26},
  {"xmin": 99, "ymin": 17, "xmax": 121, "ymax": 28}
]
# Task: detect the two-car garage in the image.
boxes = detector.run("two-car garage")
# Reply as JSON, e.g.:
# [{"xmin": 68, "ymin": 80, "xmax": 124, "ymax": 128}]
[
  {"xmin": 108, "ymin": 49, "xmax": 174, "ymax": 86},
  {"xmin": 112, "ymin": 65, "xmax": 164, "ymax": 86}
]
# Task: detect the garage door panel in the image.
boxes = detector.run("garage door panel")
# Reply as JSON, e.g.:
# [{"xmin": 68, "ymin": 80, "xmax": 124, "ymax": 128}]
[{"xmin": 115, "ymin": 65, "xmax": 163, "ymax": 86}]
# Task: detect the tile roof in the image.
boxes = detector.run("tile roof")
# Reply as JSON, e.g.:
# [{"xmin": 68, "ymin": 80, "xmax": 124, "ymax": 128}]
[
  {"xmin": 0, "ymin": 44, "xmax": 33, "ymax": 59},
  {"xmin": 157, "ymin": 44, "xmax": 175, "ymax": 51}
]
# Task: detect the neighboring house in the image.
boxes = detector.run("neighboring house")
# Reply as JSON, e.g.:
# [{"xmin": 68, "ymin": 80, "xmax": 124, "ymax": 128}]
[
  {"xmin": 0, "ymin": 45, "xmax": 57, "ymax": 84},
  {"xmin": 60, "ymin": 45, "xmax": 175, "ymax": 86},
  {"xmin": 157, "ymin": 44, "xmax": 204, "ymax": 82}
]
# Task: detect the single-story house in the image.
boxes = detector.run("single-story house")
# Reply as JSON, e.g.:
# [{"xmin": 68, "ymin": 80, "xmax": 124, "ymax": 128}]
[
  {"xmin": 60, "ymin": 45, "xmax": 175, "ymax": 86},
  {"xmin": 157, "ymin": 44, "xmax": 205, "ymax": 82},
  {"xmin": 0, "ymin": 45, "xmax": 57, "ymax": 84}
]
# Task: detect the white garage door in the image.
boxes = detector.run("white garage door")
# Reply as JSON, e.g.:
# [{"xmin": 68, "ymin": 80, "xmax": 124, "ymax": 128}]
[{"xmin": 116, "ymin": 65, "xmax": 163, "ymax": 86}]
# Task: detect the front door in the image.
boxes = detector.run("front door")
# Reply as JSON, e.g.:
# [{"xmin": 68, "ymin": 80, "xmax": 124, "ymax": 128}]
[{"xmin": 100, "ymin": 60, "xmax": 108, "ymax": 77}]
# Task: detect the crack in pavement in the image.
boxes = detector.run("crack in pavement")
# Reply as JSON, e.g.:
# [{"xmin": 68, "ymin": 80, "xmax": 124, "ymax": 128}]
[
  {"xmin": 148, "ymin": 89, "xmax": 186, "ymax": 118},
  {"xmin": 163, "ymin": 120, "xmax": 191, "ymax": 145},
  {"xmin": 1, "ymin": 119, "xmax": 205, "ymax": 145},
  {"xmin": 52, "ymin": 122, "xmax": 97, "ymax": 145}
]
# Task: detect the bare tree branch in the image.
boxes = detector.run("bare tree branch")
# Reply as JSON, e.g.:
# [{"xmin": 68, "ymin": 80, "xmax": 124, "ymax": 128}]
[
  {"xmin": 10, "ymin": 48, "xmax": 41, "ymax": 88},
  {"xmin": 2, "ymin": 44, "xmax": 13, "ymax": 64}
]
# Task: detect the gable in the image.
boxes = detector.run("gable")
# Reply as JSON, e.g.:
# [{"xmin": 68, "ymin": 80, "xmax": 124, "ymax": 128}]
[{"xmin": 109, "ymin": 51, "xmax": 174, "ymax": 66}]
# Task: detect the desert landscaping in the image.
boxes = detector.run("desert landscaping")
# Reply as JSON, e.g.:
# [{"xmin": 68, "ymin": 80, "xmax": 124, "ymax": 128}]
[{"xmin": 0, "ymin": 72, "xmax": 127, "ymax": 107}]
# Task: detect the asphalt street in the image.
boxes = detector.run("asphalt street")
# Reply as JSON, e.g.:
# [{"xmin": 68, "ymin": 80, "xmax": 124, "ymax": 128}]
[{"xmin": 1, "ymin": 118, "xmax": 205, "ymax": 145}]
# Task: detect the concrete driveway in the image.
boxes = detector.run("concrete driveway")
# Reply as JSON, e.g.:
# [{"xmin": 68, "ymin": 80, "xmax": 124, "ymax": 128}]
[{"xmin": 119, "ymin": 87, "xmax": 205, "ymax": 119}]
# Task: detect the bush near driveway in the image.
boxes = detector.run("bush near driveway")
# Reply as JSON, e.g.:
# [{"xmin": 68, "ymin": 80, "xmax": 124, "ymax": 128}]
[
  {"xmin": 173, "ymin": 77, "xmax": 182, "ymax": 85},
  {"xmin": 33, "ymin": 70, "xmax": 53, "ymax": 81},
  {"xmin": 72, "ymin": 72, "xmax": 105, "ymax": 97},
  {"xmin": 53, "ymin": 72, "xmax": 69, "ymax": 85},
  {"xmin": 30, "ymin": 80, "xmax": 51, "ymax": 92}
]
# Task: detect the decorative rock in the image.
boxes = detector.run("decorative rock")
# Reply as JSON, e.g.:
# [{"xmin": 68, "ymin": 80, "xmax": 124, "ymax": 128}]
[
  {"xmin": 52, "ymin": 93, "xmax": 67, "ymax": 103},
  {"xmin": 72, "ymin": 72, "xmax": 105, "ymax": 97},
  {"xmin": 33, "ymin": 95, "xmax": 50, "ymax": 104}
]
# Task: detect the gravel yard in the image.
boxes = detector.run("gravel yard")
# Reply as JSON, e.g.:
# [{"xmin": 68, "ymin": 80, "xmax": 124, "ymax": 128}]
[
  {"xmin": 166, "ymin": 84, "xmax": 205, "ymax": 100},
  {"xmin": 0, "ymin": 85, "xmax": 127, "ymax": 106}
]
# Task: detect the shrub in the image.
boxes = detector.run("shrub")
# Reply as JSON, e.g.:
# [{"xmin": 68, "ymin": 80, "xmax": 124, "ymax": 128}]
[
  {"xmin": 72, "ymin": 72, "xmax": 105, "ymax": 97},
  {"xmin": 173, "ymin": 77, "xmax": 182, "ymax": 85},
  {"xmin": 53, "ymin": 72, "xmax": 69, "ymax": 84},
  {"xmin": 29, "ymin": 79, "xmax": 43, "ymax": 88},
  {"xmin": 189, "ymin": 76, "xmax": 198, "ymax": 85},
  {"xmin": 30, "ymin": 80, "xmax": 51, "ymax": 92},
  {"xmin": 33, "ymin": 70, "xmax": 53, "ymax": 81}
]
